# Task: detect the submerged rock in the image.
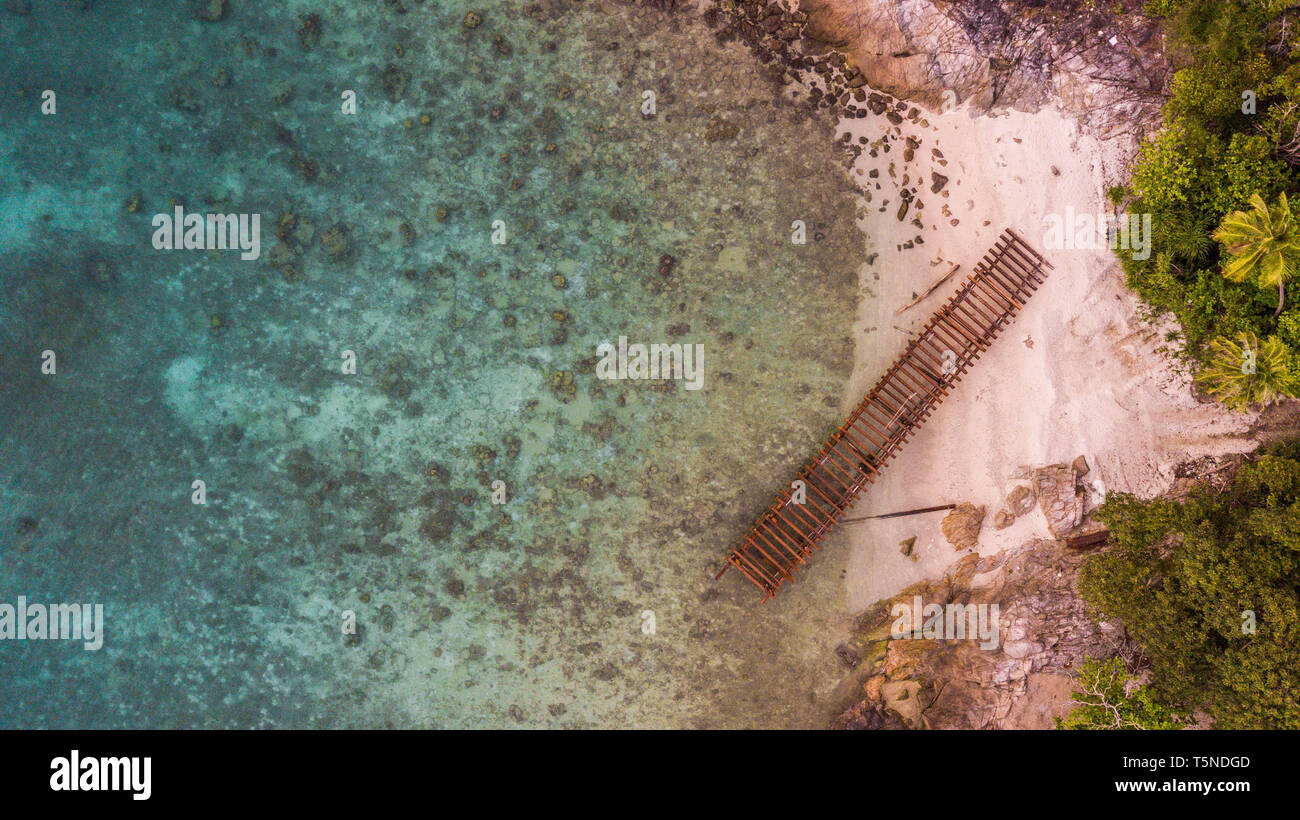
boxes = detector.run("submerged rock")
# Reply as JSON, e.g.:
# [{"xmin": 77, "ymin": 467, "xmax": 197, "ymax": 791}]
[
  {"xmin": 704, "ymin": 116, "xmax": 740, "ymax": 142},
  {"xmin": 193, "ymin": 0, "xmax": 227, "ymax": 22}
]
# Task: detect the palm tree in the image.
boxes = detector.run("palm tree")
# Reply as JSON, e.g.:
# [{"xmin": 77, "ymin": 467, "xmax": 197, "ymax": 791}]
[
  {"xmin": 1195, "ymin": 332, "xmax": 1295, "ymax": 409},
  {"xmin": 1212, "ymin": 192, "xmax": 1300, "ymax": 317}
]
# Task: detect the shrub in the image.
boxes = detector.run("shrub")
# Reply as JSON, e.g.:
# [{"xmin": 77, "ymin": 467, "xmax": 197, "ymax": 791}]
[
  {"xmin": 1056, "ymin": 657, "xmax": 1185, "ymax": 730},
  {"xmin": 1079, "ymin": 442, "xmax": 1300, "ymax": 728}
]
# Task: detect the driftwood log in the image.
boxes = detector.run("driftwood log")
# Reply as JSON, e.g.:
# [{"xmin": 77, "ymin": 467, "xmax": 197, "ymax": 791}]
[{"xmin": 895, "ymin": 264, "xmax": 960, "ymax": 315}]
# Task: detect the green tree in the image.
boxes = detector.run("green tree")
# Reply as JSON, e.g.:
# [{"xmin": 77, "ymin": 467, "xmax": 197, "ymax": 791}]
[
  {"xmin": 1056, "ymin": 657, "xmax": 1184, "ymax": 730},
  {"xmin": 1194, "ymin": 331, "xmax": 1296, "ymax": 407},
  {"xmin": 1213, "ymin": 191, "xmax": 1300, "ymax": 315},
  {"xmin": 1079, "ymin": 441, "xmax": 1300, "ymax": 729}
]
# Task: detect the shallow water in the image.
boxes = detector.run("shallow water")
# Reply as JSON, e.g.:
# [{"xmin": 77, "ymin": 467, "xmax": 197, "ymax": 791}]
[{"xmin": 0, "ymin": 0, "xmax": 867, "ymax": 728}]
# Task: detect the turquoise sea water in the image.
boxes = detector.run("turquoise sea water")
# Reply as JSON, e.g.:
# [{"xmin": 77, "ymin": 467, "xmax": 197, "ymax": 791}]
[{"xmin": 0, "ymin": 0, "xmax": 866, "ymax": 727}]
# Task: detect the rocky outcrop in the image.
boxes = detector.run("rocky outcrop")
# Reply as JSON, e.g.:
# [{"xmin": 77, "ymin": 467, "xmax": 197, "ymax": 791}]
[
  {"xmin": 831, "ymin": 540, "xmax": 1126, "ymax": 729},
  {"xmin": 1031, "ymin": 464, "xmax": 1084, "ymax": 538},
  {"xmin": 796, "ymin": 0, "xmax": 1168, "ymax": 127},
  {"xmin": 940, "ymin": 502, "xmax": 984, "ymax": 550}
]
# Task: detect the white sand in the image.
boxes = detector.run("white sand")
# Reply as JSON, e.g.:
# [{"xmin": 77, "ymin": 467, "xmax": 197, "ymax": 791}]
[{"xmin": 837, "ymin": 101, "xmax": 1259, "ymax": 610}]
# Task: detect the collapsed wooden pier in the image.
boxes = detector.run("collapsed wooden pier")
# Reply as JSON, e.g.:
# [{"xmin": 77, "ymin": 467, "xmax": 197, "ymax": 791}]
[{"xmin": 715, "ymin": 228, "xmax": 1054, "ymax": 600}]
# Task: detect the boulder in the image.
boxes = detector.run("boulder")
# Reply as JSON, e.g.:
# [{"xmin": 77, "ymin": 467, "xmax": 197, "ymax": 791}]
[
  {"xmin": 993, "ymin": 508, "xmax": 1015, "ymax": 529},
  {"xmin": 1031, "ymin": 464, "xmax": 1084, "ymax": 538},
  {"xmin": 1072, "ymin": 454, "xmax": 1090, "ymax": 477},
  {"xmin": 863, "ymin": 674, "xmax": 887, "ymax": 703},
  {"xmin": 880, "ymin": 680, "xmax": 926, "ymax": 729},
  {"xmin": 941, "ymin": 503, "xmax": 985, "ymax": 550},
  {"xmin": 1006, "ymin": 484, "xmax": 1035, "ymax": 516}
]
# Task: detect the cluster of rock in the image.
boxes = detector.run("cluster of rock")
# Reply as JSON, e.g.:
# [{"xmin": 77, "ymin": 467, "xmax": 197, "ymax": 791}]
[
  {"xmin": 677, "ymin": 0, "xmax": 1172, "ymax": 188},
  {"xmin": 1022, "ymin": 457, "xmax": 1093, "ymax": 537},
  {"xmin": 832, "ymin": 540, "xmax": 1124, "ymax": 729},
  {"xmin": 831, "ymin": 450, "xmax": 1259, "ymax": 729},
  {"xmin": 937, "ymin": 454, "xmax": 1098, "ymax": 552},
  {"xmin": 795, "ymin": 0, "xmax": 1167, "ymax": 128},
  {"xmin": 701, "ymin": 2, "xmax": 941, "ymax": 154}
]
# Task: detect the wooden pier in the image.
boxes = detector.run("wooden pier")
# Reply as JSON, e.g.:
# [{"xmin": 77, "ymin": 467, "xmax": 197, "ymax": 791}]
[{"xmin": 715, "ymin": 229, "xmax": 1054, "ymax": 600}]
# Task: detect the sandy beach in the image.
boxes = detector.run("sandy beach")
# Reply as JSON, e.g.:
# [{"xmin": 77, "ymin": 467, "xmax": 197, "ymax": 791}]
[{"xmin": 834, "ymin": 99, "xmax": 1259, "ymax": 609}]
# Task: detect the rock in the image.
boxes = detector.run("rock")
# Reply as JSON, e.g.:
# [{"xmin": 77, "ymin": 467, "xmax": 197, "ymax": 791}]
[
  {"xmin": 320, "ymin": 223, "xmax": 352, "ymax": 261},
  {"xmin": 834, "ymin": 642, "xmax": 861, "ymax": 669},
  {"xmin": 381, "ymin": 63, "xmax": 410, "ymax": 102},
  {"xmin": 993, "ymin": 508, "xmax": 1015, "ymax": 529},
  {"xmin": 463, "ymin": 10, "xmax": 482, "ymax": 28},
  {"xmin": 899, "ymin": 535, "xmax": 916, "ymax": 557},
  {"xmin": 930, "ymin": 172, "xmax": 948, "ymax": 193},
  {"xmin": 880, "ymin": 680, "xmax": 925, "ymax": 728},
  {"xmin": 989, "ymin": 55, "xmax": 1015, "ymax": 72},
  {"xmin": 941, "ymin": 503, "xmax": 985, "ymax": 550},
  {"xmin": 656, "ymin": 253, "xmax": 676, "ymax": 277},
  {"xmin": 861, "ymin": 638, "xmax": 889, "ymax": 669},
  {"xmin": 834, "ymin": 540, "xmax": 1121, "ymax": 730},
  {"xmin": 882, "ymin": 634, "xmax": 931, "ymax": 678},
  {"xmin": 1072, "ymin": 454, "xmax": 1090, "ymax": 477},
  {"xmin": 1003, "ymin": 639, "xmax": 1042, "ymax": 659},
  {"xmin": 704, "ymin": 116, "xmax": 740, "ymax": 142},
  {"xmin": 194, "ymin": 0, "xmax": 227, "ymax": 22},
  {"xmin": 1006, "ymin": 484, "xmax": 1035, "ymax": 516},
  {"xmin": 297, "ymin": 13, "xmax": 322, "ymax": 51},
  {"xmin": 1031, "ymin": 464, "xmax": 1084, "ymax": 538},
  {"xmin": 168, "ymin": 86, "xmax": 202, "ymax": 113},
  {"xmin": 863, "ymin": 674, "xmax": 886, "ymax": 703},
  {"xmin": 830, "ymin": 701, "xmax": 907, "ymax": 730}
]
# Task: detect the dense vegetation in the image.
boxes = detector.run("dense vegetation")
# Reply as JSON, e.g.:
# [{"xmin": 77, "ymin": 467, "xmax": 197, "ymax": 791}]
[
  {"xmin": 1055, "ymin": 657, "xmax": 1184, "ymax": 729},
  {"xmin": 1117, "ymin": 0, "xmax": 1300, "ymax": 404},
  {"xmin": 1057, "ymin": 2, "xmax": 1300, "ymax": 730},
  {"xmin": 1074, "ymin": 441, "xmax": 1300, "ymax": 729}
]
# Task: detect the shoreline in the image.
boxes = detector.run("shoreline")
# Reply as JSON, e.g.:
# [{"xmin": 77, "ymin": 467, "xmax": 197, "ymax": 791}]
[{"xmin": 833, "ymin": 95, "xmax": 1260, "ymax": 610}]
